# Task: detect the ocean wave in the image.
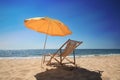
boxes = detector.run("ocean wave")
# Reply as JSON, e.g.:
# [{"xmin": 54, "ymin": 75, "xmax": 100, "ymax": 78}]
[{"xmin": 0, "ymin": 49, "xmax": 120, "ymax": 58}]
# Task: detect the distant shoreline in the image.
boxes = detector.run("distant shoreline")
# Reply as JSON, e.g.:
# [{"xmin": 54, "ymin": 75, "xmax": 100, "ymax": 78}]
[{"xmin": 0, "ymin": 54, "xmax": 120, "ymax": 59}]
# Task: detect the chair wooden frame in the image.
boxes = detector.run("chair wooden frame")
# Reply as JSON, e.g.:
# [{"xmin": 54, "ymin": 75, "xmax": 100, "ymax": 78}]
[{"xmin": 43, "ymin": 39, "xmax": 83, "ymax": 66}]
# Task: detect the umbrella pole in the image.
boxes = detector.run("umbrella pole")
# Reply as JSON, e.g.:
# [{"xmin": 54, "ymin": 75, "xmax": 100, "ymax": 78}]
[
  {"xmin": 41, "ymin": 34, "xmax": 48, "ymax": 68},
  {"xmin": 43, "ymin": 34, "xmax": 48, "ymax": 50}
]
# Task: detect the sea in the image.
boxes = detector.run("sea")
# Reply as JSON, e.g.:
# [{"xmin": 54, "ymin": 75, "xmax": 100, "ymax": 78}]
[{"xmin": 0, "ymin": 49, "xmax": 120, "ymax": 59}]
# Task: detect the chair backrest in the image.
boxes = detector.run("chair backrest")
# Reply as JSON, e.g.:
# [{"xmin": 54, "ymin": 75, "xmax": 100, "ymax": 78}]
[{"xmin": 60, "ymin": 39, "xmax": 82, "ymax": 57}]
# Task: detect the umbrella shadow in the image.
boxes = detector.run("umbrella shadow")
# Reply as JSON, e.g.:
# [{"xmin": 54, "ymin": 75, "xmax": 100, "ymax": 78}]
[{"xmin": 34, "ymin": 65, "xmax": 103, "ymax": 80}]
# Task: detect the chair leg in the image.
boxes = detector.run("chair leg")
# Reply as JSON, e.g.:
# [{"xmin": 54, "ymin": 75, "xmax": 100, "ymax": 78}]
[
  {"xmin": 47, "ymin": 56, "xmax": 61, "ymax": 65},
  {"xmin": 73, "ymin": 50, "xmax": 76, "ymax": 65},
  {"xmin": 65, "ymin": 58, "xmax": 75, "ymax": 64},
  {"xmin": 60, "ymin": 56, "xmax": 62, "ymax": 64},
  {"xmin": 46, "ymin": 57, "xmax": 53, "ymax": 65}
]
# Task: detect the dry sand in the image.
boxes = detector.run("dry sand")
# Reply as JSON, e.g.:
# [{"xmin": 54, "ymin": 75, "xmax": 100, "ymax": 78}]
[{"xmin": 0, "ymin": 55, "xmax": 120, "ymax": 80}]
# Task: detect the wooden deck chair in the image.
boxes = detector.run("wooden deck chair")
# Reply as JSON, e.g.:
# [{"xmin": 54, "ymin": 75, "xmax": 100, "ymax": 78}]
[{"xmin": 43, "ymin": 39, "xmax": 83, "ymax": 66}]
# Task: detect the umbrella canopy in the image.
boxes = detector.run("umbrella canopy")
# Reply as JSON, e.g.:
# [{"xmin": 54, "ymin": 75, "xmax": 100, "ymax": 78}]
[
  {"xmin": 24, "ymin": 17, "xmax": 72, "ymax": 49},
  {"xmin": 24, "ymin": 17, "xmax": 72, "ymax": 36}
]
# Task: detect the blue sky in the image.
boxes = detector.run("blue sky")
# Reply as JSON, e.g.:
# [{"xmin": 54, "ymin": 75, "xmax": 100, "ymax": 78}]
[{"xmin": 0, "ymin": 0, "xmax": 120, "ymax": 49}]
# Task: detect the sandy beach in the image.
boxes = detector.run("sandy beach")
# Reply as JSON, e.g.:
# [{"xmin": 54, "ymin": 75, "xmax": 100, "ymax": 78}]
[{"xmin": 0, "ymin": 55, "xmax": 120, "ymax": 80}]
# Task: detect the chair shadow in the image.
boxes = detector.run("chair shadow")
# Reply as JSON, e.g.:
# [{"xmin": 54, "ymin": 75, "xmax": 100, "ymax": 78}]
[{"xmin": 34, "ymin": 65, "xmax": 103, "ymax": 80}]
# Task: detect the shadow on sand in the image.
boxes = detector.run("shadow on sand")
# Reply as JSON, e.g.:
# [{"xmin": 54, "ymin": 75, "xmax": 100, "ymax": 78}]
[{"xmin": 35, "ymin": 65, "xmax": 103, "ymax": 80}]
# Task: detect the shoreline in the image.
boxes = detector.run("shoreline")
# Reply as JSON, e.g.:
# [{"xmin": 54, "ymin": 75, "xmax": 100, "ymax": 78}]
[{"xmin": 0, "ymin": 53, "xmax": 120, "ymax": 59}]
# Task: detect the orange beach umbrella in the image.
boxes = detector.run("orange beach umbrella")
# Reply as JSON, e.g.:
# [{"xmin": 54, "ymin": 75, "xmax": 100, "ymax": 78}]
[{"xmin": 24, "ymin": 17, "xmax": 72, "ymax": 49}]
